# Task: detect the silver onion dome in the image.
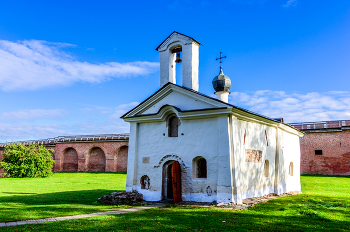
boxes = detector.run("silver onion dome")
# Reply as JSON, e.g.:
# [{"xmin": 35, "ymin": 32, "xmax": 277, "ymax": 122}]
[{"xmin": 212, "ymin": 66, "xmax": 231, "ymax": 92}]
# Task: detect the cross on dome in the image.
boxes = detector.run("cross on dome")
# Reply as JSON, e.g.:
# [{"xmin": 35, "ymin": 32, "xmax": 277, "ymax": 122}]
[{"xmin": 215, "ymin": 52, "xmax": 227, "ymax": 68}]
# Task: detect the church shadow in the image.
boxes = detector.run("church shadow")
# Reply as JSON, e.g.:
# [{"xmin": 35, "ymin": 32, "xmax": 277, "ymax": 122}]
[
  {"xmin": 0, "ymin": 189, "xmax": 126, "ymax": 222},
  {"xmin": 0, "ymin": 189, "xmax": 124, "ymax": 206},
  {"xmin": 3, "ymin": 205, "xmax": 348, "ymax": 231}
]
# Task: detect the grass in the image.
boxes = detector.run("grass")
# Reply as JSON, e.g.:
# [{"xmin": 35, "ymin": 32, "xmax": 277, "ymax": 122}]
[
  {"xmin": 0, "ymin": 174, "xmax": 349, "ymax": 231},
  {"xmin": 0, "ymin": 172, "xmax": 128, "ymax": 222}
]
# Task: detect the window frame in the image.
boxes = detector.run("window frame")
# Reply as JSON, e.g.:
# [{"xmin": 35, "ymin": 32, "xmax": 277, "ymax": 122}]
[
  {"xmin": 192, "ymin": 156, "xmax": 207, "ymax": 180},
  {"xmin": 167, "ymin": 114, "xmax": 179, "ymax": 137},
  {"xmin": 289, "ymin": 162, "xmax": 294, "ymax": 176},
  {"xmin": 264, "ymin": 160, "xmax": 269, "ymax": 177}
]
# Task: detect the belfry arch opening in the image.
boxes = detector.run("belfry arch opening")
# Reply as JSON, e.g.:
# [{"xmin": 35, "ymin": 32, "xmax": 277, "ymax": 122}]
[{"xmin": 171, "ymin": 45, "xmax": 183, "ymax": 86}]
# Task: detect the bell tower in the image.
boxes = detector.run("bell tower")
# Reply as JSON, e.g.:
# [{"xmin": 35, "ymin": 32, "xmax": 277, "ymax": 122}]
[{"xmin": 156, "ymin": 31, "xmax": 202, "ymax": 91}]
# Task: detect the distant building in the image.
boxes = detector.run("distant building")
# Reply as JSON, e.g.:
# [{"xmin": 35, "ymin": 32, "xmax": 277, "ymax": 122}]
[{"xmin": 289, "ymin": 120, "xmax": 350, "ymax": 175}]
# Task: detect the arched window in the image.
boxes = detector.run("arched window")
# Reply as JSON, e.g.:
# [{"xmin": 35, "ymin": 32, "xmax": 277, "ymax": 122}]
[
  {"xmin": 289, "ymin": 162, "xmax": 294, "ymax": 176},
  {"xmin": 264, "ymin": 160, "xmax": 269, "ymax": 177},
  {"xmin": 167, "ymin": 114, "xmax": 179, "ymax": 137},
  {"xmin": 193, "ymin": 157, "xmax": 207, "ymax": 179}
]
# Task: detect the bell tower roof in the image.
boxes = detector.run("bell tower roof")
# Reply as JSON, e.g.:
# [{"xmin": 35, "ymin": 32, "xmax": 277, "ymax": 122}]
[{"xmin": 155, "ymin": 31, "xmax": 202, "ymax": 51}]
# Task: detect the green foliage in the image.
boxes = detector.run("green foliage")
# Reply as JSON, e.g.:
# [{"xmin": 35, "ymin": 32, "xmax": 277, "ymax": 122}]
[{"xmin": 0, "ymin": 144, "xmax": 55, "ymax": 178}]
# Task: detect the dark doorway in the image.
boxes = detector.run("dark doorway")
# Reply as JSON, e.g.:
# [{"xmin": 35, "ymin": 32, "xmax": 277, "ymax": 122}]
[{"xmin": 162, "ymin": 160, "xmax": 181, "ymax": 203}]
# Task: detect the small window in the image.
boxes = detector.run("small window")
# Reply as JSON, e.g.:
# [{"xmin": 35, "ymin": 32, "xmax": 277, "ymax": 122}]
[
  {"xmin": 307, "ymin": 125, "xmax": 311, "ymax": 129},
  {"xmin": 289, "ymin": 162, "xmax": 293, "ymax": 176},
  {"xmin": 264, "ymin": 160, "xmax": 269, "ymax": 177},
  {"xmin": 193, "ymin": 157, "xmax": 207, "ymax": 179},
  {"xmin": 324, "ymin": 123, "xmax": 327, "ymax": 128},
  {"xmin": 315, "ymin": 150, "xmax": 323, "ymax": 155},
  {"xmin": 342, "ymin": 121, "xmax": 346, "ymax": 126},
  {"xmin": 167, "ymin": 114, "xmax": 179, "ymax": 137}
]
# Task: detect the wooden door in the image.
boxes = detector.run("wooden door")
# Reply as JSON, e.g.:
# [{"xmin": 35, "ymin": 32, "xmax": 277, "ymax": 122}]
[{"xmin": 171, "ymin": 161, "xmax": 181, "ymax": 203}]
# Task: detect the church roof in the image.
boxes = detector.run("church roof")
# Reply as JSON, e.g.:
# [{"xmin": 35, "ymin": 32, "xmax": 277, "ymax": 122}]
[
  {"xmin": 121, "ymin": 82, "xmax": 303, "ymax": 135},
  {"xmin": 155, "ymin": 31, "xmax": 202, "ymax": 51}
]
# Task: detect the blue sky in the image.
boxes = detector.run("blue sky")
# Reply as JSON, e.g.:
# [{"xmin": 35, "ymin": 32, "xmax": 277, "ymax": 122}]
[{"xmin": 0, "ymin": 0, "xmax": 349, "ymax": 142}]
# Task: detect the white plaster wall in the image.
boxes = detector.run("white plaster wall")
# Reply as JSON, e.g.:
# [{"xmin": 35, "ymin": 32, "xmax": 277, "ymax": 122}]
[
  {"xmin": 232, "ymin": 119, "xmax": 301, "ymax": 199},
  {"xmin": 217, "ymin": 116, "xmax": 234, "ymax": 204},
  {"xmin": 125, "ymin": 122, "xmax": 138, "ymax": 191},
  {"xmin": 233, "ymin": 120, "xmax": 276, "ymax": 193},
  {"xmin": 159, "ymin": 50, "xmax": 176, "ymax": 87},
  {"xmin": 134, "ymin": 117, "xmax": 222, "ymax": 202},
  {"xmin": 278, "ymin": 130, "xmax": 301, "ymax": 194},
  {"xmin": 182, "ymin": 43, "xmax": 199, "ymax": 91},
  {"xmin": 126, "ymin": 112, "xmax": 302, "ymax": 203},
  {"xmin": 142, "ymin": 91, "xmax": 216, "ymax": 115}
]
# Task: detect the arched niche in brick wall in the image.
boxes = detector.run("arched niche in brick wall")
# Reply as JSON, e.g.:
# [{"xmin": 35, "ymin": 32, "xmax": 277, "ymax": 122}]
[
  {"xmin": 87, "ymin": 147, "xmax": 106, "ymax": 172},
  {"xmin": 62, "ymin": 148, "xmax": 78, "ymax": 171},
  {"xmin": 114, "ymin": 146, "xmax": 128, "ymax": 172}
]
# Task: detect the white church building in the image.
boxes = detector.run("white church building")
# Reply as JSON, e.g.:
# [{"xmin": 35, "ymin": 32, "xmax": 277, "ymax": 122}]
[{"xmin": 121, "ymin": 32, "xmax": 303, "ymax": 204}]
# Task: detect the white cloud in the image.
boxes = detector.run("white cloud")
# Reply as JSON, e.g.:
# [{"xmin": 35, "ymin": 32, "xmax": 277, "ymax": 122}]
[
  {"xmin": 229, "ymin": 90, "xmax": 350, "ymax": 123},
  {"xmin": 109, "ymin": 102, "xmax": 139, "ymax": 120},
  {"xmin": 1, "ymin": 109, "xmax": 67, "ymax": 121},
  {"xmin": 0, "ymin": 40, "xmax": 159, "ymax": 91},
  {"xmin": 0, "ymin": 102, "xmax": 139, "ymax": 143},
  {"xmin": 283, "ymin": 0, "xmax": 297, "ymax": 7},
  {"xmin": 0, "ymin": 124, "xmax": 69, "ymax": 142}
]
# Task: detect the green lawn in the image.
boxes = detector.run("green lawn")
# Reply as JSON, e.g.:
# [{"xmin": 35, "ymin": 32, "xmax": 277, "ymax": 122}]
[
  {"xmin": 1, "ymin": 174, "xmax": 350, "ymax": 231},
  {"xmin": 0, "ymin": 172, "xmax": 127, "ymax": 222}
]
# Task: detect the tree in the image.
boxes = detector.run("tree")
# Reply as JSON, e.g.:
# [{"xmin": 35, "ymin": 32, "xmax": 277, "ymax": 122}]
[{"xmin": 0, "ymin": 144, "xmax": 55, "ymax": 178}]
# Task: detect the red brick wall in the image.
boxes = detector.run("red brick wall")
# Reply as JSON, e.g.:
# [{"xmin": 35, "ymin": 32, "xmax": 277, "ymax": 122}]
[
  {"xmin": 300, "ymin": 130, "xmax": 350, "ymax": 175},
  {"xmin": 115, "ymin": 146, "xmax": 128, "ymax": 172},
  {"xmin": 88, "ymin": 147, "xmax": 106, "ymax": 172},
  {"xmin": 53, "ymin": 141, "xmax": 128, "ymax": 173},
  {"xmin": 62, "ymin": 148, "xmax": 79, "ymax": 171}
]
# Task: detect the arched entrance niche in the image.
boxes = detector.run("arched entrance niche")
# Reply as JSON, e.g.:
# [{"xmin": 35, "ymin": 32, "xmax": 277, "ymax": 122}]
[
  {"xmin": 114, "ymin": 146, "xmax": 128, "ymax": 172},
  {"xmin": 88, "ymin": 147, "xmax": 106, "ymax": 172},
  {"xmin": 62, "ymin": 148, "xmax": 78, "ymax": 171},
  {"xmin": 162, "ymin": 160, "xmax": 181, "ymax": 203}
]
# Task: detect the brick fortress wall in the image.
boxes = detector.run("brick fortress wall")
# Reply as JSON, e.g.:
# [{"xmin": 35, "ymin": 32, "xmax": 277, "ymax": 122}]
[
  {"xmin": 290, "ymin": 120, "xmax": 350, "ymax": 175},
  {"xmin": 299, "ymin": 129, "xmax": 350, "ymax": 175},
  {"xmin": 54, "ymin": 141, "xmax": 128, "ymax": 172},
  {"xmin": 0, "ymin": 136, "xmax": 129, "ymax": 177}
]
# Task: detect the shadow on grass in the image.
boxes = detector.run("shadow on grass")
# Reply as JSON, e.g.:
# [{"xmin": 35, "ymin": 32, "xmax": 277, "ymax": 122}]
[
  {"xmin": 0, "ymin": 189, "xmax": 125, "ymax": 222},
  {"xmin": 0, "ymin": 189, "xmax": 125, "ymax": 205},
  {"xmin": 1, "ymin": 206, "xmax": 349, "ymax": 232}
]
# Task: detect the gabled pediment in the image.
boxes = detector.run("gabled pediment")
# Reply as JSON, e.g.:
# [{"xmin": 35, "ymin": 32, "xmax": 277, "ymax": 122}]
[
  {"xmin": 156, "ymin": 31, "xmax": 202, "ymax": 52},
  {"xmin": 121, "ymin": 83, "xmax": 231, "ymax": 119}
]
